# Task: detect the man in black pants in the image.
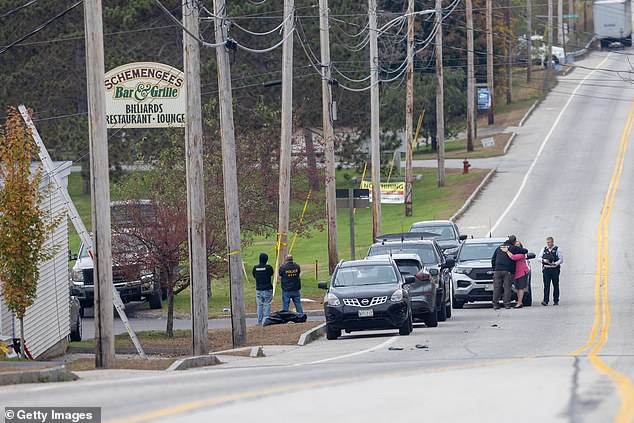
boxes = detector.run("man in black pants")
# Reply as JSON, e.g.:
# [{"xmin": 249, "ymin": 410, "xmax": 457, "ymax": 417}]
[
  {"xmin": 491, "ymin": 235, "xmax": 528, "ymax": 309},
  {"xmin": 538, "ymin": 236, "xmax": 564, "ymax": 306}
]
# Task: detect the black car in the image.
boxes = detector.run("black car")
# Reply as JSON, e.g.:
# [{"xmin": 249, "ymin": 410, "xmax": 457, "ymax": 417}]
[
  {"xmin": 409, "ymin": 220, "xmax": 467, "ymax": 259},
  {"xmin": 367, "ymin": 237, "xmax": 455, "ymax": 322},
  {"xmin": 318, "ymin": 259, "xmax": 414, "ymax": 340}
]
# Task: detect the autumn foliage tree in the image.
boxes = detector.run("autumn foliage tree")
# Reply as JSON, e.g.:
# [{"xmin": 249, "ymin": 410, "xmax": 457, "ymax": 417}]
[{"xmin": 0, "ymin": 107, "xmax": 62, "ymax": 357}]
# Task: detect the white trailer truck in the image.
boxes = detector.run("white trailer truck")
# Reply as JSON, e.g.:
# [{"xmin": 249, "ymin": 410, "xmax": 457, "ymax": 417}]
[{"xmin": 594, "ymin": 0, "xmax": 632, "ymax": 48}]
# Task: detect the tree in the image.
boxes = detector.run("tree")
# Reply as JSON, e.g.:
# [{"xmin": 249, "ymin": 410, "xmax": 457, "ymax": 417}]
[{"xmin": 0, "ymin": 107, "xmax": 63, "ymax": 357}]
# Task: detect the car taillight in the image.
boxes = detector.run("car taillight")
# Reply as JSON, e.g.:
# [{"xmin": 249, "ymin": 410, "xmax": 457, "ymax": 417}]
[{"xmin": 416, "ymin": 272, "xmax": 431, "ymax": 281}]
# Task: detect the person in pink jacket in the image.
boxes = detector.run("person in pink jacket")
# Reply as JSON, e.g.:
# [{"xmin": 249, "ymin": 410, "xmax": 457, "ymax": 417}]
[{"xmin": 505, "ymin": 241, "xmax": 530, "ymax": 308}]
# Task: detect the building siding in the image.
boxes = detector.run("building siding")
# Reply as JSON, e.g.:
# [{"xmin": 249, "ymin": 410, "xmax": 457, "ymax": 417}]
[{"xmin": 0, "ymin": 162, "xmax": 71, "ymax": 358}]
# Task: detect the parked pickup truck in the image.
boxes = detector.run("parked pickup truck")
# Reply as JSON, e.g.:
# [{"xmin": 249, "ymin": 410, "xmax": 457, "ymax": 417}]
[{"xmin": 70, "ymin": 235, "xmax": 162, "ymax": 312}]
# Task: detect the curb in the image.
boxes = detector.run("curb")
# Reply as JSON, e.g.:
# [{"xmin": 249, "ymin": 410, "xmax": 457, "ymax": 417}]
[
  {"xmin": 450, "ymin": 168, "xmax": 496, "ymax": 223},
  {"xmin": 518, "ymin": 101, "xmax": 538, "ymax": 127},
  {"xmin": 0, "ymin": 366, "xmax": 78, "ymax": 386},
  {"xmin": 166, "ymin": 355, "xmax": 221, "ymax": 372},
  {"xmin": 132, "ymin": 309, "xmax": 325, "ymax": 320},
  {"xmin": 297, "ymin": 322, "xmax": 327, "ymax": 346},
  {"xmin": 503, "ymin": 132, "xmax": 516, "ymax": 155}
]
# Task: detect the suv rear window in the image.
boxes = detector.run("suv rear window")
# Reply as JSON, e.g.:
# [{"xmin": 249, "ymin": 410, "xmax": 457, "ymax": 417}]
[
  {"xmin": 394, "ymin": 259, "xmax": 421, "ymax": 275},
  {"xmin": 368, "ymin": 244, "xmax": 438, "ymax": 265},
  {"xmin": 409, "ymin": 224, "xmax": 456, "ymax": 240},
  {"xmin": 334, "ymin": 265, "xmax": 398, "ymax": 287}
]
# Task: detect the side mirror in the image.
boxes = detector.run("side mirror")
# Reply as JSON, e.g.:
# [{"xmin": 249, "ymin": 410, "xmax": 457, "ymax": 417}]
[
  {"xmin": 415, "ymin": 270, "xmax": 431, "ymax": 281},
  {"xmin": 443, "ymin": 258, "xmax": 456, "ymax": 269},
  {"xmin": 527, "ymin": 252, "xmax": 536, "ymax": 260},
  {"xmin": 459, "ymin": 235, "xmax": 468, "ymax": 241},
  {"xmin": 403, "ymin": 275, "xmax": 416, "ymax": 285},
  {"xmin": 318, "ymin": 282, "xmax": 328, "ymax": 290},
  {"xmin": 429, "ymin": 268, "xmax": 439, "ymax": 276}
]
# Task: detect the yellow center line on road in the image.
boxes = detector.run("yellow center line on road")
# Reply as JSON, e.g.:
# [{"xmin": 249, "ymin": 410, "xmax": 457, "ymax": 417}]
[
  {"xmin": 106, "ymin": 357, "xmax": 519, "ymax": 423},
  {"xmin": 569, "ymin": 101, "xmax": 634, "ymax": 423}
]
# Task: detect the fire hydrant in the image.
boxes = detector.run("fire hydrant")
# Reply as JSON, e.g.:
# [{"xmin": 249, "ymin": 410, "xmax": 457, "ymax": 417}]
[{"xmin": 463, "ymin": 158, "xmax": 471, "ymax": 174}]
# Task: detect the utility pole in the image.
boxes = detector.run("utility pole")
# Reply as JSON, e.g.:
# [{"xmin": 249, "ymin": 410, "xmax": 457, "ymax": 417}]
[
  {"xmin": 548, "ymin": 0, "xmax": 554, "ymax": 70},
  {"xmin": 369, "ymin": 0, "xmax": 382, "ymax": 239},
  {"xmin": 557, "ymin": 0, "xmax": 564, "ymax": 46},
  {"xmin": 319, "ymin": 0, "xmax": 339, "ymax": 273},
  {"xmin": 466, "ymin": 0, "xmax": 475, "ymax": 151},
  {"xmin": 486, "ymin": 0, "xmax": 494, "ymax": 124},
  {"xmin": 277, "ymin": 0, "xmax": 294, "ymax": 264},
  {"xmin": 527, "ymin": 0, "xmax": 532, "ymax": 83},
  {"xmin": 435, "ymin": 0, "xmax": 445, "ymax": 187},
  {"xmin": 213, "ymin": 0, "xmax": 247, "ymax": 347},
  {"xmin": 506, "ymin": 0, "xmax": 512, "ymax": 104},
  {"xmin": 83, "ymin": 0, "xmax": 114, "ymax": 368},
  {"xmin": 405, "ymin": 0, "xmax": 414, "ymax": 216},
  {"xmin": 182, "ymin": 0, "xmax": 208, "ymax": 356}
]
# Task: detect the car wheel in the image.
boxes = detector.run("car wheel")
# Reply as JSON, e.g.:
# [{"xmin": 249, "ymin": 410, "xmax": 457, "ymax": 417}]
[
  {"xmin": 437, "ymin": 301, "xmax": 447, "ymax": 322},
  {"xmin": 148, "ymin": 290, "xmax": 163, "ymax": 310},
  {"xmin": 399, "ymin": 313, "xmax": 413, "ymax": 336},
  {"xmin": 452, "ymin": 297, "xmax": 464, "ymax": 309},
  {"xmin": 70, "ymin": 314, "xmax": 82, "ymax": 342},
  {"xmin": 326, "ymin": 325, "xmax": 341, "ymax": 340},
  {"xmin": 423, "ymin": 311, "xmax": 438, "ymax": 327}
]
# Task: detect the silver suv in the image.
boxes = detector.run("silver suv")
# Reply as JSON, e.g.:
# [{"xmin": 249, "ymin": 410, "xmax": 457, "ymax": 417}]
[{"xmin": 451, "ymin": 238, "xmax": 535, "ymax": 308}]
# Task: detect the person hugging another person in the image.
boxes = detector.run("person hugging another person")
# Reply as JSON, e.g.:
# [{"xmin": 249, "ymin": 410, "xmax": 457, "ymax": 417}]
[{"xmin": 505, "ymin": 241, "xmax": 530, "ymax": 308}]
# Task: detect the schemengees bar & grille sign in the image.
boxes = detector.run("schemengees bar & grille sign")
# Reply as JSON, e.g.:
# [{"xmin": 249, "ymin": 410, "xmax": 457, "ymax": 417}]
[{"xmin": 104, "ymin": 62, "xmax": 186, "ymax": 128}]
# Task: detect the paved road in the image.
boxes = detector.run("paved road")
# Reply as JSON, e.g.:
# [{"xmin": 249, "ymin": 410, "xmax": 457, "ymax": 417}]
[{"xmin": 2, "ymin": 51, "xmax": 634, "ymax": 423}]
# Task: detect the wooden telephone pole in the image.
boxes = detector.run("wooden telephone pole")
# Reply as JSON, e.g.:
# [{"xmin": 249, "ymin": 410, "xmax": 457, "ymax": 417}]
[
  {"xmin": 182, "ymin": 0, "xmax": 209, "ymax": 356},
  {"xmin": 369, "ymin": 0, "xmax": 382, "ymax": 239},
  {"xmin": 83, "ymin": 0, "xmax": 114, "ymax": 369},
  {"xmin": 277, "ymin": 0, "xmax": 294, "ymax": 263},
  {"xmin": 557, "ymin": 0, "xmax": 564, "ymax": 46},
  {"xmin": 486, "ymin": 0, "xmax": 494, "ymax": 124},
  {"xmin": 527, "ymin": 0, "xmax": 532, "ymax": 83},
  {"xmin": 213, "ymin": 0, "xmax": 247, "ymax": 347},
  {"xmin": 548, "ymin": 0, "xmax": 554, "ymax": 70},
  {"xmin": 405, "ymin": 0, "xmax": 415, "ymax": 216},
  {"xmin": 319, "ymin": 0, "xmax": 339, "ymax": 273},
  {"xmin": 435, "ymin": 0, "xmax": 445, "ymax": 187},
  {"xmin": 506, "ymin": 0, "xmax": 512, "ymax": 104},
  {"xmin": 466, "ymin": 0, "xmax": 475, "ymax": 151}
]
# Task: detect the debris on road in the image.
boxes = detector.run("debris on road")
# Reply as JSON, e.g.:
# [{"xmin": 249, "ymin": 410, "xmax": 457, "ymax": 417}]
[
  {"xmin": 415, "ymin": 344, "xmax": 429, "ymax": 349},
  {"xmin": 388, "ymin": 347, "xmax": 404, "ymax": 351}
]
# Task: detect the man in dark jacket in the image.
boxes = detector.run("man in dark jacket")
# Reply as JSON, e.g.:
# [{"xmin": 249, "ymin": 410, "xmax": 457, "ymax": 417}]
[
  {"xmin": 253, "ymin": 253, "xmax": 274, "ymax": 325},
  {"xmin": 491, "ymin": 235, "xmax": 528, "ymax": 309},
  {"xmin": 279, "ymin": 254, "xmax": 303, "ymax": 314}
]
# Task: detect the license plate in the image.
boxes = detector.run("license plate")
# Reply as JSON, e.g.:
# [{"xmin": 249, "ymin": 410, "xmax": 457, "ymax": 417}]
[
  {"xmin": 484, "ymin": 284, "xmax": 494, "ymax": 291},
  {"xmin": 358, "ymin": 309, "xmax": 374, "ymax": 318}
]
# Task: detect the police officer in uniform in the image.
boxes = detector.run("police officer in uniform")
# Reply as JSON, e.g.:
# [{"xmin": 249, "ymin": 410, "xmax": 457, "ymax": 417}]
[
  {"xmin": 278, "ymin": 254, "xmax": 303, "ymax": 314},
  {"xmin": 538, "ymin": 236, "xmax": 564, "ymax": 306}
]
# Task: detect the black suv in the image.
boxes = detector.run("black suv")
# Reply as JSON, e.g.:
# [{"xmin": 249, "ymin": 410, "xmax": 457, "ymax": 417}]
[
  {"xmin": 318, "ymin": 258, "xmax": 414, "ymax": 340},
  {"xmin": 367, "ymin": 234, "xmax": 456, "ymax": 322},
  {"xmin": 409, "ymin": 220, "xmax": 467, "ymax": 259}
]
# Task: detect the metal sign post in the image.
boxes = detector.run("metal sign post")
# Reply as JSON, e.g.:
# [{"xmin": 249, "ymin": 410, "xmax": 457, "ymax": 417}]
[
  {"xmin": 18, "ymin": 105, "xmax": 146, "ymax": 359},
  {"xmin": 336, "ymin": 189, "xmax": 370, "ymax": 260}
]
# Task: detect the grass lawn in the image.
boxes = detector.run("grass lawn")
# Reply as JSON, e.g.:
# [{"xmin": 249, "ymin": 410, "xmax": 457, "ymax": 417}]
[
  {"xmin": 69, "ymin": 322, "xmax": 321, "ymax": 355},
  {"xmin": 413, "ymin": 133, "xmax": 511, "ymax": 160}
]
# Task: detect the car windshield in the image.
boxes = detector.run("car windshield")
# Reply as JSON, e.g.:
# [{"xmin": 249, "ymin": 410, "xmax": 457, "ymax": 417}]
[
  {"xmin": 394, "ymin": 259, "xmax": 421, "ymax": 275},
  {"xmin": 409, "ymin": 224, "xmax": 456, "ymax": 240},
  {"xmin": 368, "ymin": 244, "xmax": 439, "ymax": 265},
  {"xmin": 112, "ymin": 235, "xmax": 147, "ymax": 255},
  {"xmin": 333, "ymin": 265, "xmax": 399, "ymax": 287},
  {"xmin": 458, "ymin": 242, "xmax": 502, "ymax": 262}
]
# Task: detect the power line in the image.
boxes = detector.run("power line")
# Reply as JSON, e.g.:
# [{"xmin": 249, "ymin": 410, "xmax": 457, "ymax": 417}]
[
  {"xmin": 0, "ymin": 0, "xmax": 82, "ymax": 55},
  {"xmin": 0, "ymin": 0, "xmax": 37, "ymax": 19}
]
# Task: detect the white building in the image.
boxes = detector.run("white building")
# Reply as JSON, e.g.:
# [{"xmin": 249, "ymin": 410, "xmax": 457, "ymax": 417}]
[{"xmin": 0, "ymin": 162, "xmax": 71, "ymax": 358}]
